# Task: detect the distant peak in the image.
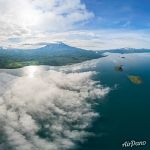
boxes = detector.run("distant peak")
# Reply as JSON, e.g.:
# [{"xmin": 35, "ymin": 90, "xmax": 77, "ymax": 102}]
[
  {"xmin": 43, "ymin": 42, "xmax": 69, "ymax": 48},
  {"xmin": 121, "ymin": 47, "xmax": 135, "ymax": 50},
  {"xmin": 55, "ymin": 41, "xmax": 66, "ymax": 45},
  {"xmin": 0, "ymin": 46, "xmax": 8, "ymax": 50}
]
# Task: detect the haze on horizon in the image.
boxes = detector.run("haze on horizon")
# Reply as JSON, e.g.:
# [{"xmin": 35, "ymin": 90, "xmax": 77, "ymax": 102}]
[{"xmin": 0, "ymin": 0, "xmax": 150, "ymax": 50}]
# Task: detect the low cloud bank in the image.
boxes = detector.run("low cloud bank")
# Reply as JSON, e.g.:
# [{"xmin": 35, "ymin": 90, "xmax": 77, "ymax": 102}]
[{"xmin": 0, "ymin": 66, "xmax": 109, "ymax": 150}]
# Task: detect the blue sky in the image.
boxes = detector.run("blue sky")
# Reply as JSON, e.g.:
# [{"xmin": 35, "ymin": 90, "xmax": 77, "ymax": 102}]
[
  {"xmin": 0, "ymin": 0, "xmax": 150, "ymax": 50},
  {"xmin": 82, "ymin": 0, "xmax": 150, "ymax": 30}
]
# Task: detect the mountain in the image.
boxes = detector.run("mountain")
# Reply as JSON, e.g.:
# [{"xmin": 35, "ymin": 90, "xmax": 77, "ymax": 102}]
[
  {"xmin": 101, "ymin": 48, "xmax": 150, "ymax": 54},
  {"xmin": 0, "ymin": 42, "xmax": 103, "ymax": 69},
  {"xmin": 1, "ymin": 42, "xmax": 150, "ymax": 69}
]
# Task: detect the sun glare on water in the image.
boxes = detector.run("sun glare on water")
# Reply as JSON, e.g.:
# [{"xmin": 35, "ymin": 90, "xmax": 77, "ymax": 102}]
[{"xmin": 25, "ymin": 66, "xmax": 38, "ymax": 78}]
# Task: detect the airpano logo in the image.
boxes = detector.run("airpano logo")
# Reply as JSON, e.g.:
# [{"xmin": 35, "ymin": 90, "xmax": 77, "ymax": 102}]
[{"xmin": 122, "ymin": 140, "xmax": 147, "ymax": 148}]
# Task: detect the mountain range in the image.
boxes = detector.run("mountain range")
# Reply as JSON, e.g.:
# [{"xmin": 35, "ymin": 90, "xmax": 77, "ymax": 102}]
[
  {"xmin": 0, "ymin": 42, "xmax": 150, "ymax": 69},
  {"xmin": 0, "ymin": 42, "xmax": 103, "ymax": 69}
]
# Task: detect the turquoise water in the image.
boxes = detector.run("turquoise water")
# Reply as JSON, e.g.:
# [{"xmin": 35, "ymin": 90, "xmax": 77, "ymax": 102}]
[
  {"xmin": 78, "ymin": 53, "xmax": 150, "ymax": 150},
  {"xmin": 0, "ymin": 53, "xmax": 150, "ymax": 150}
]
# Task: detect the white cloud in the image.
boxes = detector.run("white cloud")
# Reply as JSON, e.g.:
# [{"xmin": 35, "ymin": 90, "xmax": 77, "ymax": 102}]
[
  {"xmin": 2, "ymin": 29, "xmax": 150, "ymax": 50},
  {"xmin": 58, "ymin": 30, "xmax": 150, "ymax": 50},
  {"xmin": 0, "ymin": 0, "xmax": 94, "ymax": 40},
  {"xmin": 41, "ymin": 29, "xmax": 150, "ymax": 50},
  {"xmin": 1, "ymin": 0, "xmax": 150, "ymax": 50},
  {"xmin": 0, "ymin": 62, "xmax": 109, "ymax": 150}
]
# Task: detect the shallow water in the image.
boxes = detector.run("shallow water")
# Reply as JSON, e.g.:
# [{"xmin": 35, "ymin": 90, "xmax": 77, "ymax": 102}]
[{"xmin": 0, "ymin": 53, "xmax": 150, "ymax": 150}]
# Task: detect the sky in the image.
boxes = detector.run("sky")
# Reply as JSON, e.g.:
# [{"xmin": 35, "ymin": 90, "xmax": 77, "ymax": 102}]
[{"xmin": 0, "ymin": 0, "xmax": 150, "ymax": 50}]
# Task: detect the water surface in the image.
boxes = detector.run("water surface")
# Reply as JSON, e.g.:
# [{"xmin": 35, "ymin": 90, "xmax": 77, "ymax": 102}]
[{"xmin": 0, "ymin": 53, "xmax": 150, "ymax": 150}]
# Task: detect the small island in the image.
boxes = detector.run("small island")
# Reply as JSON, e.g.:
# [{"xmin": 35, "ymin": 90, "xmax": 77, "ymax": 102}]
[{"xmin": 128, "ymin": 75, "xmax": 143, "ymax": 84}]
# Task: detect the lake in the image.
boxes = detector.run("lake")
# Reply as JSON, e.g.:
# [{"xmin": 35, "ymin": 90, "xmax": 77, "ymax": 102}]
[
  {"xmin": 78, "ymin": 53, "xmax": 150, "ymax": 150},
  {"xmin": 0, "ymin": 53, "xmax": 150, "ymax": 150}
]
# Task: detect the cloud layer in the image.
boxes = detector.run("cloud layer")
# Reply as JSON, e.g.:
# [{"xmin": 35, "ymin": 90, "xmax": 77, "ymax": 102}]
[
  {"xmin": 0, "ymin": 64, "xmax": 109, "ymax": 150},
  {"xmin": 2, "ymin": 29, "xmax": 150, "ymax": 50},
  {"xmin": 0, "ymin": 0, "xmax": 93, "ymax": 39},
  {"xmin": 0, "ymin": 0, "xmax": 150, "ymax": 50}
]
